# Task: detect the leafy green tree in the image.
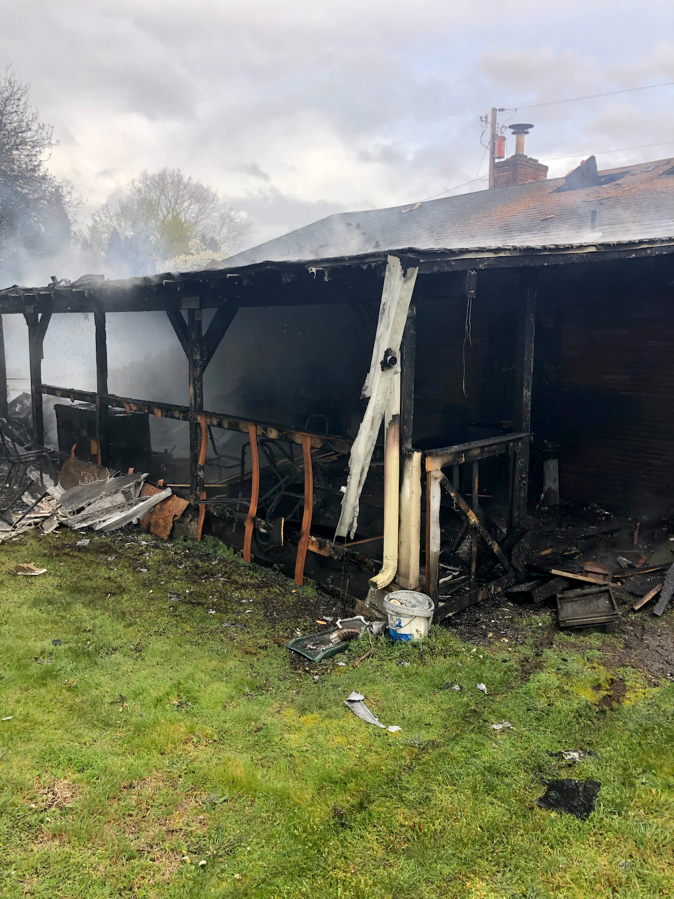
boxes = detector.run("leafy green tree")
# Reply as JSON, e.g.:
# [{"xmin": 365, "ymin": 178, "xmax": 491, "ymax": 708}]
[{"xmin": 89, "ymin": 168, "xmax": 251, "ymax": 276}]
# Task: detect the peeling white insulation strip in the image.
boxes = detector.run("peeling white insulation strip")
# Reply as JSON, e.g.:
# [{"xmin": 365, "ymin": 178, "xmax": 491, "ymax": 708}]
[{"xmin": 335, "ymin": 255, "xmax": 418, "ymax": 540}]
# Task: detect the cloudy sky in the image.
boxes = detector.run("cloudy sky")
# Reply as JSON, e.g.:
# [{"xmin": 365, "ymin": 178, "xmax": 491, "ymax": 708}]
[{"xmin": 2, "ymin": 0, "xmax": 674, "ymax": 250}]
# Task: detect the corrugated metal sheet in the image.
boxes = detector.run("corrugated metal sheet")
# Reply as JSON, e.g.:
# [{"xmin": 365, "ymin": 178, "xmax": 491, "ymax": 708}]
[{"xmin": 558, "ymin": 293, "xmax": 674, "ymax": 516}]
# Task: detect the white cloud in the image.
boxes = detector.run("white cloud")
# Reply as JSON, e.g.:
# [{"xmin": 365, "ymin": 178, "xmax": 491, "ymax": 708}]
[{"xmin": 2, "ymin": 0, "xmax": 674, "ymax": 255}]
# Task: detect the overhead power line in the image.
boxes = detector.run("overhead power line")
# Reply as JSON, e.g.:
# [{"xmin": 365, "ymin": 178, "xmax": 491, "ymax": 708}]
[
  {"xmin": 539, "ymin": 139, "xmax": 674, "ymax": 163},
  {"xmin": 422, "ymin": 139, "xmax": 674, "ymax": 203},
  {"xmin": 504, "ymin": 81, "xmax": 674, "ymax": 112},
  {"xmin": 421, "ymin": 175, "xmax": 488, "ymax": 202}
]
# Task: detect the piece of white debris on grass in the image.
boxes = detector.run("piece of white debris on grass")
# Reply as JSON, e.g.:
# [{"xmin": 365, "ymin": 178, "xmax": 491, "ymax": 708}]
[
  {"xmin": 491, "ymin": 721, "xmax": 513, "ymax": 731},
  {"xmin": 477, "ymin": 683, "xmax": 488, "ymax": 694},
  {"xmin": 14, "ymin": 563, "xmax": 47, "ymax": 576}
]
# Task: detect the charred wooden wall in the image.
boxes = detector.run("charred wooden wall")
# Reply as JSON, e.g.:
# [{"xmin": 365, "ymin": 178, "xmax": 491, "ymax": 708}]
[
  {"xmin": 533, "ymin": 256, "xmax": 674, "ymax": 517},
  {"xmin": 413, "ymin": 270, "xmax": 520, "ymax": 447}
]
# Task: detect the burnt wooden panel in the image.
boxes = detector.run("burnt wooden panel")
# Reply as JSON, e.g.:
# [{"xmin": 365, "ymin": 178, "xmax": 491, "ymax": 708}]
[{"xmin": 555, "ymin": 291, "xmax": 674, "ymax": 515}]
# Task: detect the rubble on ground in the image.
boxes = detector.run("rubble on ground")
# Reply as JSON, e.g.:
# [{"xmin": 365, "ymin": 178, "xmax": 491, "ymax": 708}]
[{"xmin": 0, "ymin": 460, "xmax": 186, "ymax": 542}]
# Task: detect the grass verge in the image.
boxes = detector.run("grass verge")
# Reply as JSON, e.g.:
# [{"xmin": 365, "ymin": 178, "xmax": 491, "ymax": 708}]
[{"xmin": 1, "ymin": 530, "xmax": 673, "ymax": 898}]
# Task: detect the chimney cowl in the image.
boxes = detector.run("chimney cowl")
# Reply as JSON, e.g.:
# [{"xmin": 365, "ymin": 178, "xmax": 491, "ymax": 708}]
[{"xmin": 508, "ymin": 123, "xmax": 535, "ymax": 156}]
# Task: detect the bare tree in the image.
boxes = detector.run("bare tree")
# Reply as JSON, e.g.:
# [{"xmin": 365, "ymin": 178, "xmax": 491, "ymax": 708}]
[
  {"xmin": 0, "ymin": 68, "xmax": 73, "ymax": 279},
  {"xmin": 89, "ymin": 168, "xmax": 252, "ymax": 275}
]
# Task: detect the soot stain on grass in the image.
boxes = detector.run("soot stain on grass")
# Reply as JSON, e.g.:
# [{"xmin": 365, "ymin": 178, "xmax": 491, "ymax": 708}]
[{"xmin": 595, "ymin": 676, "xmax": 628, "ymax": 710}]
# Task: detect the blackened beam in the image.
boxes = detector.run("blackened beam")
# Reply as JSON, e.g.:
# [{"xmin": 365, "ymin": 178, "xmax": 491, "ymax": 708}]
[
  {"xmin": 206, "ymin": 504, "xmax": 381, "ymax": 575},
  {"xmin": 204, "ymin": 304, "xmax": 239, "ymax": 368},
  {"xmin": 400, "ymin": 304, "xmax": 416, "ymax": 454},
  {"xmin": 415, "ymin": 241, "xmax": 674, "ymax": 273},
  {"xmin": 424, "ymin": 431, "xmax": 528, "ymax": 470},
  {"xmin": 24, "ymin": 310, "xmax": 52, "ymax": 446},
  {"xmin": 0, "ymin": 273, "xmax": 390, "ymax": 314},
  {"xmin": 40, "ymin": 384, "xmax": 352, "ymax": 453},
  {"xmin": 94, "ymin": 310, "xmax": 109, "ymax": 466},
  {"xmin": 435, "ymin": 571, "xmax": 517, "ymax": 622},
  {"xmin": 513, "ymin": 269, "xmax": 537, "ymax": 522},
  {"xmin": 166, "ymin": 309, "xmax": 188, "ymax": 354},
  {"xmin": 439, "ymin": 473, "xmax": 514, "ymax": 573},
  {"xmin": 167, "ymin": 304, "xmax": 239, "ymax": 370},
  {"xmin": 2, "ymin": 241, "xmax": 673, "ymax": 314},
  {"xmin": 188, "ymin": 309, "xmax": 205, "ymax": 506}
]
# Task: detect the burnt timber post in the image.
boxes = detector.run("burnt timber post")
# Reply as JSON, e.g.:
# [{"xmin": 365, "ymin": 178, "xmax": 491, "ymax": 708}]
[
  {"xmin": 400, "ymin": 304, "xmax": 416, "ymax": 454},
  {"xmin": 167, "ymin": 302, "xmax": 239, "ymax": 513},
  {"xmin": 24, "ymin": 308, "xmax": 52, "ymax": 447},
  {"xmin": 513, "ymin": 268, "xmax": 537, "ymax": 522},
  {"xmin": 187, "ymin": 306, "xmax": 205, "ymax": 506},
  {"xmin": 0, "ymin": 314, "xmax": 8, "ymax": 420},
  {"xmin": 94, "ymin": 309, "xmax": 109, "ymax": 466}
]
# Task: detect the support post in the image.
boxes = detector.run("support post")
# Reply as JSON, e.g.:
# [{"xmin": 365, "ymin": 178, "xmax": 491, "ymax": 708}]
[
  {"xmin": 24, "ymin": 310, "xmax": 51, "ymax": 447},
  {"xmin": 94, "ymin": 310, "xmax": 109, "ymax": 466},
  {"xmin": 400, "ymin": 304, "xmax": 416, "ymax": 454},
  {"xmin": 187, "ymin": 307, "xmax": 205, "ymax": 505},
  {"xmin": 171, "ymin": 303, "xmax": 237, "ymax": 516},
  {"xmin": 294, "ymin": 434, "xmax": 314, "ymax": 586},
  {"xmin": 243, "ymin": 423, "xmax": 259, "ymax": 563},
  {"xmin": 424, "ymin": 467, "xmax": 442, "ymax": 601},
  {"xmin": 398, "ymin": 304, "xmax": 421, "ymax": 590},
  {"xmin": 398, "ymin": 450, "xmax": 422, "ymax": 589},
  {"xmin": 513, "ymin": 269, "xmax": 537, "ymax": 522},
  {"xmin": 470, "ymin": 461, "xmax": 479, "ymax": 588},
  {"xmin": 0, "ymin": 315, "xmax": 8, "ymax": 420}
]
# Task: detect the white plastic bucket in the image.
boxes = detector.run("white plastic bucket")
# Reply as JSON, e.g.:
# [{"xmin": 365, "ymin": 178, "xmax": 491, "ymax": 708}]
[{"xmin": 383, "ymin": 590, "xmax": 434, "ymax": 642}]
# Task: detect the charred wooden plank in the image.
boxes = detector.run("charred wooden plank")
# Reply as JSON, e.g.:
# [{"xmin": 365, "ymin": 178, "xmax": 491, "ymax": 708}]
[
  {"xmin": 39, "ymin": 384, "xmax": 351, "ymax": 452},
  {"xmin": 24, "ymin": 310, "xmax": 51, "ymax": 447},
  {"xmin": 435, "ymin": 571, "xmax": 517, "ymax": 622},
  {"xmin": 94, "ymin": 310, "xmax": 109, "ymax": 466},
  {"xmin": 549, "ymin": 568, "xmax": 609, "ymax": 585},
  {"xmin": 294, "ymin": 434, "xmax": 314, "ymax": 586},
  {"xmin": 531, "ymin": 576, "xmax": 570, "ymax": 604},
  {"xmin": 424, "ymin": 431, "xmax": 528, "ymax": 470},
  {"xmin": 204, "ymin": 304, "xmax": 239, "ymax": 369},
  {"xmin": 400, "ymin": 304, "xmax": 416, "ymax": 455},
  {"xmin": 166, "ymin": 309, "xmax": 188, "ymax": 355},
  {"xmin": 439, "ymin": 473, "xmax": 513, "ymax": 573},
  {"xmin": 243, "ymin": 423, "xmax": 260, "ymax": 563},
  {"xmin": 187, "ymin": 309, "xmax": 205, "ymax": 506},
  {"xmin": 632, "ymin": 584, "xmax": 662, "ymax": 611},
  {"xmin": 513, "ymin": 269, "xmax": 537, "ymax": 522}
]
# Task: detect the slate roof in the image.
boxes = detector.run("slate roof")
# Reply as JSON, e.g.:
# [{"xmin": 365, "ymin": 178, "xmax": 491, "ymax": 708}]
[{"xmin": 222, "ymin": 157, "xmax": 674, "ymax": 268}]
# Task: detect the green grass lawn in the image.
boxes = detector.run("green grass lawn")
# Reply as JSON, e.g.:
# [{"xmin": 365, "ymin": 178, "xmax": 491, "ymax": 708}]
[{"xmin": 1, "ymin": 530, "xmax": 673, "ymax": 898}]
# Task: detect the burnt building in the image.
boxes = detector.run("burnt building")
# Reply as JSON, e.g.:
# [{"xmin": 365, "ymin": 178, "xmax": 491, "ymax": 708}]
[{"xmin": 1, "ymin": 152, "xmax": 673, "ymax": 617}]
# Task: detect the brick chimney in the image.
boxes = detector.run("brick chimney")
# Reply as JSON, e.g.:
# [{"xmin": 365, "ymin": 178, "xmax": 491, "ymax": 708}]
[{"xmin": 492, "ymin": 123, "xmax": 548, "ymax": 188}]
